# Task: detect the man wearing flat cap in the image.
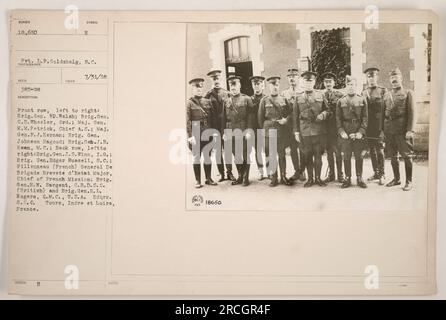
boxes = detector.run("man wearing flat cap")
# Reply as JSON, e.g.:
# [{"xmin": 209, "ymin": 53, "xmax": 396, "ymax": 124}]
[
  {"xmin": 321, "ymin": 72, "xmax": 345, "ymax": 183},
  {"xmin": 222, "ymin": 75, "xmax": 255, "ymax": 186},
  {"xmin": 250, "ymin": 75, "xmax": 267, "ymax": 180},
  {"xmin": 186, "ymin": 78, "xmax": 217, "ymax": 188},
  {"xmin": 281, "ymin": 68, "xmax": 306, "ymax": 182},
  {"xmin": 258, "ymin": 76, "xmax": 293, "ymax": 187},
  {"xmin": 383, "ymin": 67, "xmax": 415, "ymax": 191},
  {"xmin": 336, "ymin": 75, "xmax": 368, "ymax": 189},
  {"xmin": 293, "ymin": 71, "xmax": 329, "ymax": 187},
  {"xmin": 205, "ymin": 69, "xmax": 235, "ymax": 182},
  {"xmin": 362, "ymin": 67, "xmax": 388, "ymax": 186}
]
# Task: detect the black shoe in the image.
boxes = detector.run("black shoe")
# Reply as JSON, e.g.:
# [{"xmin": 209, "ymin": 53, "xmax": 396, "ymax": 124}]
[
  {"xmin": 386, "ymin": 179, "xmax": 401, "ymax": 187},
  {"xmin": 217, "ymin": 175, "xmax": 226, "ymax": 182},
  {"xmin": 289, "ymin": 172, "xmax": 300, "ymax": 181},
  {"xmin": 341, "ymin": 178, "xmax": 351, "ymax": 189},
  {"xmin": 280, "ymin": 176, "xmax": 292, "ymax": 186},
  {"xmin": 227, "ymin": 172, "xmax": 236, "ymax": 182},
  {"xmin": 243, "ymin": 178, "xmax": 250, "ymax": 186},
  {"xmin": 194, "ymin": 181, "xmax": 203, "ymax": 188},
  {"xmin": 357, "ymin": 176, "xmax": 367, "ymax": 188},
  {"xmin": 403, "ymin": 181, "xmax": 413, "ymax": 191},
  {"xmin": 324, "ymin": 174, "xmax": 335, "ymax": 183},
  {"xmin": 378, "ymin": 175, "xmax": 386, "ymax": 186},
  {"xmin": 231, "ymin": 177, "xmax": 243, "ymax": 185},
  {"xmin": 304, "ymin": 179, "xmax": 314, "ymax": 188},
  {"xmin": 205, "ymin": 178, "xmax": 217, "ymax": 186},
  {"xmin": 315, "ymin": 178, "xmax": 327, "ymax": 187},
  {"xmin": 299, "ymin": 172, "xmax": 307, "ymax": 182},
  {"xmin": 258, "ymin": 173, "xmax": 265, "ymax": 181},
  {"xmin": 367, "ymin": 173, "xmax": 380, "ymax": 181},
  {"xmin": 337, "ymin": 172, "xmax": 344, "ymax": 183},
  {"xmin": 269, "ymin": 176, "xmax": 278, "ymax": 187}
]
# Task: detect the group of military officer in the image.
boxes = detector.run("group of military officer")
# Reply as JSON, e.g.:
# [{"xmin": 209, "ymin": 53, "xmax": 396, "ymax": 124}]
[{"xmin": 186, "ymin": 66, "xmax": 415, "ymax": 191}]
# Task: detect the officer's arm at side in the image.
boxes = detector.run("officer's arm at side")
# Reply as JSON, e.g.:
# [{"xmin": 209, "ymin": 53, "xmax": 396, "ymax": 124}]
[
  {"xmin": 221, "ymin": 99, "xmax": 227, "ymax": 131},
  {"xmin": 292, "ymin": 99, "xmax": 300, "ymax": 133},
  {"xmin": 186, "ymin": 100, "xmax": 192, "ymax": 138},
  {"xmin": 246, "ymin": 96, "xmax": 255, "ymax": 129},
  {"xmin": 324, "ymin": 95, "xmax": 334, "ymax": 119},
  {"xmin": 406, "ymin": 90, "xmax": 416, "ymax": 132},
  {"xmin": 359, "ymin": 96, "xmax": 368, "ymax": 135},
  {"xmin": 379, "ymin": 88, "xmax": 387, "ymax": 133},
  {"xmin": 284, "ymin": 98, "xmax": 292, "ymax": 125},
  {"xmin": 319, "ymin": 97, "xmax": 329, "ymax": 120},
  {"xmin": 336, "ymin": 100, "xmax": 346, "ymax": 135},
  {"xmin": 258, "ymin": 97, "xmax": 265, "ymax": 129}
]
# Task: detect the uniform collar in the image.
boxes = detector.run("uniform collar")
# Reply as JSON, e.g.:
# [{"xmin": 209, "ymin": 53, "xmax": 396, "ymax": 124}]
[{"xmin": 191, "ymin": 96, "xmax": 202, "ymax": 104}]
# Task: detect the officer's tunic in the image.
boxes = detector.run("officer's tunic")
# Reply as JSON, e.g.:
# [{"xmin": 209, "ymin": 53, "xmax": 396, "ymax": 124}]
[
  {"xmin": 336, "ymin": 93, "xmax": 368, "ymax": 177},
  {"xmin": 222, "ymin": 93, "xmax": 254, "ymax": 164},
  {"xmin": 363, "ymin": 85, "xmax": 387, "ymax": 176},
  {"xmin": 281, "ymin": 87, "xmax": 301, "ymax": 105},
  {"xmin": 251, "ymin": 93, "xmax": 266, "ymax": 169},
  {"xmin": 205, "ymin": 87, "xmax": 232, "ymax": 175},
  {"xmin": 324, "ymin": 89, "xmax": 345, "ymax": 140},
  {"xmin": 293, "ymin": 90, "xmax": 328, "ymax": 179},
  {"xmin": 186, "ymin": 96, "xmax": 214, "ymax": 181},
  {"xmin": 258, "ymin": 94, "xmax": 292, "ymax": 175},
  {"xmin": 258, "ymin": 94, "xmax": 292, "ymax": 141},
  {"xmin": 281, "ymin": 87, "xmax": 304, "ymax": 174},
  {"xmin": 383, "ymin": 87, "xmax": 415, "ymax": 159},
  {"xmin": 324, "ymin": 88, "xmax": 345, "ymax": 177},
  {"xmin": 251, "ymin": 93, "xmax": 266, "ymax": 131},
  {"xmin": 186, "ymin": 96, "xmax": 213, "ymax": 147},
  {"xmin": 205, "ymin": 87, "xmax": 230, "ymax": 134},
  {"xmin": 293, "ymin": 90, "xmax": 328, "ymax": 138},
  {"xmin": 363, "ymin": 86, "xmax": 387, "ymax": 138}
]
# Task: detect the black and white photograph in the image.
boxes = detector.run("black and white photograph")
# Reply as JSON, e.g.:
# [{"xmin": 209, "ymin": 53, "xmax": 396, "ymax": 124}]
[
  {"xmin": 2, "ymin": 7, "xmax": 442, "ymax": 298},
  {"xmin": 186, "ymin": 22, "xmax": 432, "ymax": 211}
]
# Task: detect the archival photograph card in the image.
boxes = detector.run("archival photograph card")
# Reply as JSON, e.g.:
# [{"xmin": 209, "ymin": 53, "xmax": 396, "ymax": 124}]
[{"xmin": 7, "ymin": 9, "xmax": 438, "ymax": 295}]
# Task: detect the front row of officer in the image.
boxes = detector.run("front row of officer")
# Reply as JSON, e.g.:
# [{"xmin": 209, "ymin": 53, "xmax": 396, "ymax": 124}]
[{"xmin": 186, "ymin": 69, "xmax": 414, "ymax": 191}]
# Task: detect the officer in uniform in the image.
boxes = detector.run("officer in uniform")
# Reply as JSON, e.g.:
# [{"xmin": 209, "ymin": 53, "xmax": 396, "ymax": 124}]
[
  {"xmin": 383, "ymin": 67, "xmax": 415, "ymax": 191},
  {"xmin": 258, "ymin": 76, "xmax": 293, "ymax": 187},
  {"xmin": 336, "ymin": 75, "xmax": 368, "ymax": 189},
  {"xmin": 281, "ymin": 68, "xmax": 306, "ymax": 182},
  {"xmin": 321, "ymin": 72, "xmax": 344, "ymax": 183},
  {"xmin": 250, "ymin": 75, "xmax": 267, "ymax": 180},
  {"xmin": 362, "ymin": 67, "xmax": 387, "ymax": 185},
  {"xmin": 293, "ymin": 71, "xmax": 329, "ymax": 187},
  {"xmin": 222, "ymin": 75, "xmax": 255, "ymax": 186},
  {"xmin": 186, "ymin": 78, "xmax": 217, "ymax": 188},
  {"xmin": 205, "ymin": 69, "xmax": 235, "ymax": 182}
]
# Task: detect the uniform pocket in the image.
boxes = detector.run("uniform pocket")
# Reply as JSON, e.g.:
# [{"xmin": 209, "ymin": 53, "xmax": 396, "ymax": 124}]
[
  {"xmin": 354, "ymin": 104, "xmax": 363, "ymax": 116},
  {"xmin": 190, "ymin": 108, "xmax": 202, "ymax": 120},
  {"xmin": 340, "ymin": 105, "xmax": 350, "ymax": 119},
  {"xmin": 265, "ymin": 105, "xmax": 275, "ymax": 118}
]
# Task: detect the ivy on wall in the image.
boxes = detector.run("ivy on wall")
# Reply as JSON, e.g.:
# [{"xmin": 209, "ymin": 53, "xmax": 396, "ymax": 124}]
[{"xmin": 310, "ymin": 28, "xmax": 351, "ymax": 89}]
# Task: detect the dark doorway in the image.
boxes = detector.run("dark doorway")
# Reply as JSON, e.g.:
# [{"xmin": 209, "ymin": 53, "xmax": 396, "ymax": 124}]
[{"xmin": 224, "ymin": 36, "xmax": 254, "ymax": 96}]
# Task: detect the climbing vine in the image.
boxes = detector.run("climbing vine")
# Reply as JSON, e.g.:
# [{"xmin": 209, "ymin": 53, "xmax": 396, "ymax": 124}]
[{"xmin": 310, "ymin": 28, "xmax": 351, "ymax": 89}]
